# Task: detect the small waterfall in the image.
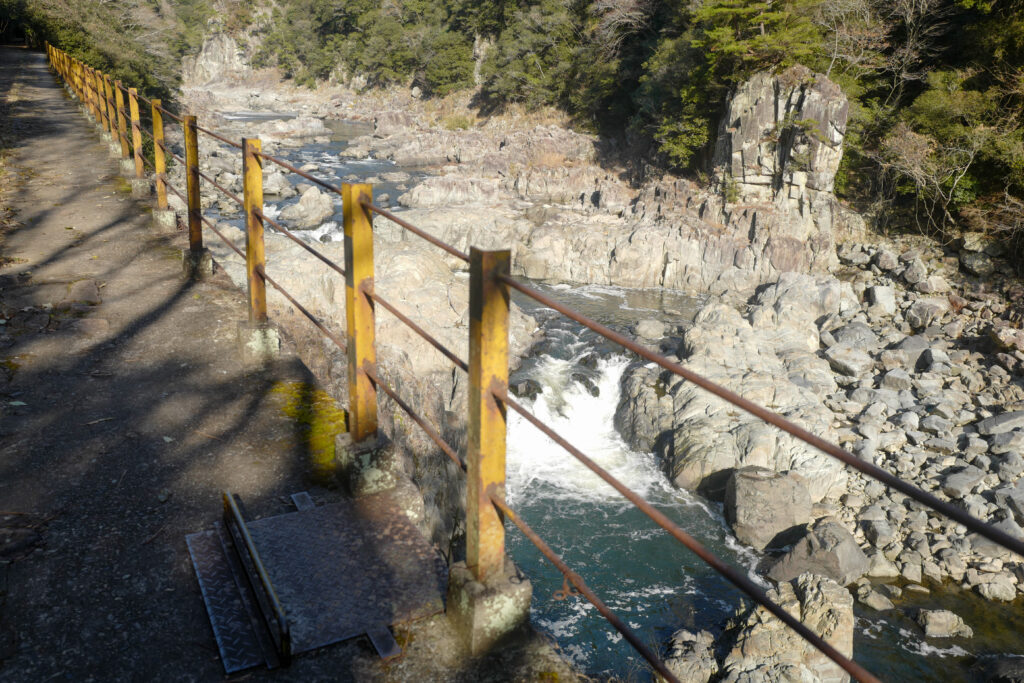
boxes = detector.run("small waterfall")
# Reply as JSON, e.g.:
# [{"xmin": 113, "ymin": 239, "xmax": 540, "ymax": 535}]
[{"xmin": 505, "ymin": 331, "xmax": 757, "ymax": 676}]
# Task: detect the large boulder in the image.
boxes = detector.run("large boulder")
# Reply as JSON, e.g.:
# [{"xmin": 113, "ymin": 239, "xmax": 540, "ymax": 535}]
[
  {"xmin": 279, "ymin": 186, "xmax": 336, "ymax": 228},
  {"xmin": 263, "ymin": 170, "xmax": 296, "ymax": 198},
  {"xmin": 768, "ymin": 519, "xmax": 869, "ymax": 586},
  {"xmin": 660, "ymin": 630, "xmax": 720, "ymax": 683},
  {"xmin": 616, "ymin": 274, "xmax": 849, "ymax": 503},
  {"xmin": 719, "ymin": 573, "xmax": 855, "ymax": 683},
  {"xmin": 725, "ymin": 467, "xmax": 812, "ymax": 550},
  {"xmin": 916, "ymin": 610, "xmax": 973, "ymax": 638}
]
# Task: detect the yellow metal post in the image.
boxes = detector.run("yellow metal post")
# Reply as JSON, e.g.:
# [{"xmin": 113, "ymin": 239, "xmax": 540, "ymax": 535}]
[
  {"xmin": 152, "ymin": 99, "xmax": 168, "ymax": 211},
  {"xmin": 86, "ymin": 67, "xmax": 98, "ymax": 121},
  {"xmin": 104, "ymin": 77, "xmax": 115, "ymax": 136},
  {"xmin": 128, "ymin": 88, "xmax": 144, "ymax": 178},
  {"xmin": 114, "ymin": 82, "xmax": 129, "ymax": 158},
  {"xmin": 184, "ymin": 115, "xmax": 203, "ymax": 254},
  {"xmin": 466, "ymin": 247, "xmax": 510, "ymax": 583},
  {"xmin": 343, "ymin": 183, "xmax": 377, "ymax": 442},
  {"xmin": 243, "ymin": 138, "xmax": 267, "ymax": 324},
  {"xmin": 96, "ymin": 71, "xmax": 110, "ymax": 133}
]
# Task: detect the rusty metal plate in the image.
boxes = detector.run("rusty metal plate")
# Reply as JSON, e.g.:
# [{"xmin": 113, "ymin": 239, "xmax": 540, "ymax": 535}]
[
  {"xmin": 185, "ymin": 528, "xmax": 268, "ymax": 674},
  {"xmin": 246, "ymin": 491, "xmax": 446, "ymax": 655}
]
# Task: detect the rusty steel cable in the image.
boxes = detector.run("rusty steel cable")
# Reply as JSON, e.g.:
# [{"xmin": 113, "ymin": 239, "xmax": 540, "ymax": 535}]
[
  {"xmin": 140, "ymin": 155, "xmax": 154, "ymax": 172},
  {"xmin": 361, "ymin": 200, "xmax": 470, "ymax": 263},
  {"xmin": 195, "ymin": 168, "xmax": 244, "ymax": 208},
  {"xmin": 157, "ymin": 140, "xmax": 186, "ymax": 166},
  {"xmin": 499, "ymin": 275, "xmax": 1024, "ymax": 560},
  {"xmin": 196, "ymin": 124, "xmax": 243, "ymax": 150},
  {"xmin": 199, "ymin": 215, "xmax": 245, "ymax": 259},
  {"xmin": 362, "ymin": 363, "xmax": 464, "ymax": 470},
  {"xmin": 154, "ymin": 104, "xmax": 185, "ymax": 124},
  {"xmin": 252, "ymin": 208, "xmax": 347, "ymax": 280},
  {"xmin": 254, "ymin": 264, "xmax": 348, "ymax": 353},
  {"xmin": 164, "ymin": 179, "xmax": 188, "ymax": 205},
  {"xmin": 500, "ymin": 391, "xmax": 880, "ymax": 683},
  {"xmin": 488, "ymin": 492, "xmax": 680, "ymax": 683},
  {"xmin": 368, "ymin": 291, "xmax": 469, "ymax": 374},
  {"xmin": 254, "ymin": 151, "xmax": 344, "ymax": 197}
]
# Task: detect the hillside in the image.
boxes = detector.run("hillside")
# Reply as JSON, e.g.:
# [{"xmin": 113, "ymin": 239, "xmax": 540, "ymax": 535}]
[{"xmin": 4, "ymin": 0, "xmax": 1022, "ymax": 250}]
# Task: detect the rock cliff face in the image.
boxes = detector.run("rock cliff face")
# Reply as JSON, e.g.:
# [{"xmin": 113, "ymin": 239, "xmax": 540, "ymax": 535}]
[
  {"xmin": 181, "ymin": 34, "xmax": 250, "ymax": 85},
  {"xmin": 326, "ymin": 66, "xmax": 858, "ymax": 299},
  {"xmin": 713, "ymin": 65, "xmax": 848, "ymax": 203}
]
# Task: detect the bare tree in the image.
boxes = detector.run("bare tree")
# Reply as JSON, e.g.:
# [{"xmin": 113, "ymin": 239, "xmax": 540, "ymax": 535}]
[
  {"xmin": 592, "ymin": 0, "xmax": 651, "ymax": 59},
  {"xmin": 814, "ymin": 0, "xmax": 887, "ymax": 78}
]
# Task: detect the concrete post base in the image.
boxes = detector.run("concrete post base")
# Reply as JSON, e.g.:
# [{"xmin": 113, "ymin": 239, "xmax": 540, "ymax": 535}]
[
  {"xmin": 336, "ymin": 433, "xmax": 401, "ymax": 495},
  {"xmin": 101, "ymin": 131, "xmax": 112, "ymax": 144},
  {"xmin": 152, "ymin": 210, "xmax": 176, "ymax": 230},
  {"xmin": 235, "ymin": 321, "xmax": 281, "ymax": 362},
  {"xmin": 109, "ymin": 143, "xmax": 122, "ymax": 158},
  {"xmin": 119, "ymin": 158, "xmax": 135, "ymax": 177},
  {"xmin": 130, "ymin": 178, "xmax": 150, "ymax": 199},
  {"xmin": 181, "ymin": 247, "xmax": 213, "ymax": 280},
  {"xmin": 447, "ymin": 558, "xmax": 532, "ymax": 656}
]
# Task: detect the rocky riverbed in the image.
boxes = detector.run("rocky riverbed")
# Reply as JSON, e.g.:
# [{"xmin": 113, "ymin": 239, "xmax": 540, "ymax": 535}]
[{"xmin": 168, "ymin": 34, "xmax": 1024, "ymax": 680}]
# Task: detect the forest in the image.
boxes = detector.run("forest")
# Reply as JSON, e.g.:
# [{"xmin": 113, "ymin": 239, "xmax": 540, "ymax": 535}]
[{"xmin": 2, "ymin": 0, "xmax": 1022, "ymax": 244}]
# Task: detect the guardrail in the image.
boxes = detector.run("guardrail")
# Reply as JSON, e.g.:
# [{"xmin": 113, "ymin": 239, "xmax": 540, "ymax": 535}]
[{"xmin": 45, "ymin": 42, "xmax": 1024, "ymax": 683}]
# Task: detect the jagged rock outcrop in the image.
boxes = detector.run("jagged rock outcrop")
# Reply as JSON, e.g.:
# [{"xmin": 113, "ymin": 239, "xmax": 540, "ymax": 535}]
[
  {"xmin": 713, "ymin": 65, "xmax": 848, "ymax": 203},
  {"xmin": 182, "ymin": 34, "xmax": 250, "ymax": 85},
  {"xmin": 720, "ymin": 573, "xmax": 854, "ymax": 683},
  {"xmin": 615, "ymin": 272, "xmax": 853, "ymax": 502}
]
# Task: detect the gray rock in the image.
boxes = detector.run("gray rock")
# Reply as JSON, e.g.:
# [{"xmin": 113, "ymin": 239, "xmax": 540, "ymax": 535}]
[
  {"xmin": 977, "ymin": 575, "xmax": 1017, "ymax": 601},
  {"xmin": 920, "ymin": 347, "xmax": 950, "ymax": 368},
  {"xmin": 998, "ymin": 452, "xmax": 1024, "ymax": 482},
  {"xmin": 902, "ymin": 258, "xmax": 928, "ymax": 284},
  {"xmin": 635, "ymin": 318, "xmax": 667, "ymax": 340},
  {"xmin": 892, "ymin": 411, "xmax": 920, "ymax": 430},
  {"xmin": 867, "ymin": 286, "xmax": 896, "ymax": 315},
  {"xmin": 916, "ymin": 609, "xmax": 973, "ymax": 638},
  {"xmin": 279, "ymin": 186, "xmax": 336, "ymax": 228},
  {"xmin": 832, "ymin": 322, "xmax": 879, "ymax": 349},
  {"xmin": 864, "ymin": 519, "xmax": 895, "ymax": 547},
  {"xmin": 906, "ymin": 298, "xmax": 950, "ymax": 330},
  {"xmin": 894, "ymin": 335, "xmax": 930, "ymax": 369},
  {"xmin": 719, "ymin": 573, "xmax": 854, "ymax": 683},
  {"xmin": 990, "ymin": 431, "xmax": 1024, "ymax": 455},
  {"xmin": 977, "ymin": 411, "xmax": 1024, "ymax": 436},
  {"xmin": 881, "ymin": 369, "xmax": 913, "ymax": 391},
  {"xmin": 961, "ymin": 251, "xmax": 997, "ymax": 277},
  {"xmin": 942, "ymin": 466, "xmax": 987, "ymax": 498},
  {"xmin": 920, "ymin": 415, "xmax": 951, "ymax": 435},
  {"xmin": 917, "ymin": 275, "xmax": 950, "ymax": 294},
  {"xmin": 857, "ymin": 586, "xmax": 895, "ymax": 611},
  {"xmin": 661, "ymin": 630, "xmax": 719, "ymax": 683},
  {"xmin": 874, "ymin": 249, "xmax": 899, "ymax": 272},
  {"xmin": 725, "ymin": 467, "xmax": 812, "ymax": 551},
  {"xmin": 971, "ymin": 517, "xmax": 1024, "ymax": 561},
  {"xmin": 768, "ymin": 519, "xmax": 870, "ymax": 585},
  {"xmin": 825, "ymin": 343, "xmax": 874, "ymax": 376}
]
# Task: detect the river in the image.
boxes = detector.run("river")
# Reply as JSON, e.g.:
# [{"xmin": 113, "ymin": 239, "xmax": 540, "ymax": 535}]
[{"xmin": 213, "ymin": 116, "xmax": 1022, "ymax": 681}]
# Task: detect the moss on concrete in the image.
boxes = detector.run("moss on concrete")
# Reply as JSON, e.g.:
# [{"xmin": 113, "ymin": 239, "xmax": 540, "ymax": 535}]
[{"xmin": 271, "ymin": 381, "xmax": 348, "ymax": 475}]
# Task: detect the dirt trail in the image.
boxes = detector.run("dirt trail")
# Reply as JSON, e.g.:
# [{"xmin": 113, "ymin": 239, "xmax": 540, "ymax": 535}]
[{"xmin": 0, "ymin": 47, "xmax": 577, "ymax": 682}]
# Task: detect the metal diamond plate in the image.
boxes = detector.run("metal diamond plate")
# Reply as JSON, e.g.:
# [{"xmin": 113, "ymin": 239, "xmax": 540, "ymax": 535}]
[
  {"xmin": 246, "ymin": 490, "xmax": 446, "ymax": 655},
  {"xmin": 186, "ymin": 530, "xmax": 265, "ymax": 674}
]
